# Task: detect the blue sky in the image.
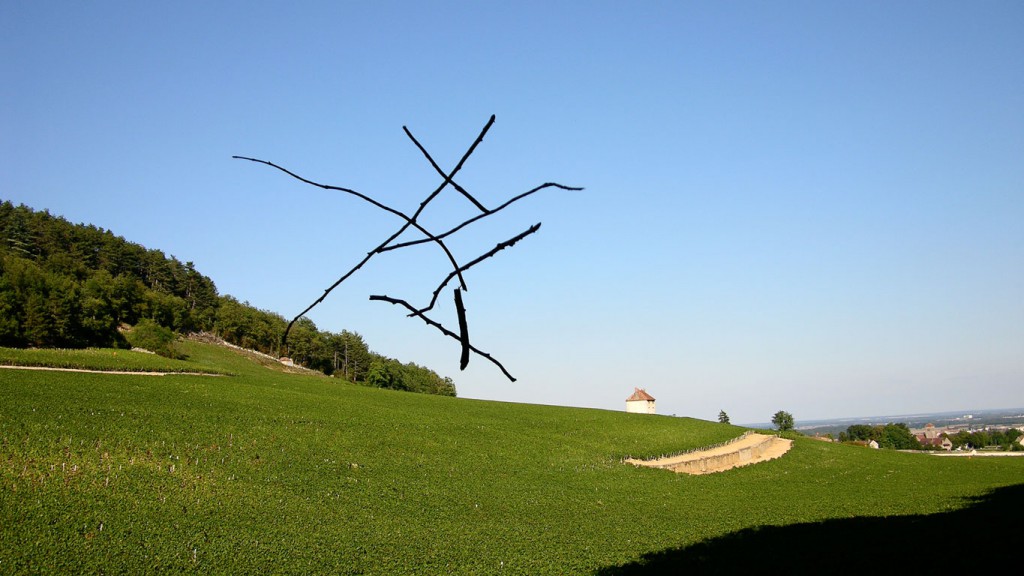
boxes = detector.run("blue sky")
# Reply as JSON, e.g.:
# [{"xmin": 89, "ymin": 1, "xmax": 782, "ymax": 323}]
[{"xmin": 3, "ymin": 1, "xmax": 1022, "ymax": 424}]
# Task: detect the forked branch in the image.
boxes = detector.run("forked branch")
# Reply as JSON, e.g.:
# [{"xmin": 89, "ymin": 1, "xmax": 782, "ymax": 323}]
[
  {"xmin": 232, "ymin": 154, "xmax": 468, "ymax": 295},
  {"xmin": 235, "ymin": 115, "xmax": 580, "ymax": 380},
  {"xmin": 379, "ymin": 183, "xmax": 581, "ymax": 253},
  {"xmin": 369, "ymin": 294, "xmax": 516, "ymax": 381},
  {"xmin": 418, "ymin": 223, "xmax": 542, "ymax": 313}
]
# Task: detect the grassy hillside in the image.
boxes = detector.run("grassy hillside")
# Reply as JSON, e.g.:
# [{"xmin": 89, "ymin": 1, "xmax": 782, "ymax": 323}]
[
  {"xmin": 2, "ymin": 340, "xmax": 1021, "ymax": 574},
  {"xmin": 0, "ymin": 345, "xmax": 236, "ymax": 375}
]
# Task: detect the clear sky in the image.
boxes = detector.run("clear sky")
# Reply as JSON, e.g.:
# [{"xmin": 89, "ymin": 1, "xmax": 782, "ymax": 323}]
[{"xmin": 3, "ymin": 1, "xmax": 1022, "ymax": 424}]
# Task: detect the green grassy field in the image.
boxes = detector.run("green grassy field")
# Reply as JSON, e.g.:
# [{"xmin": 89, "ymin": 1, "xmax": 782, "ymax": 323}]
[
  {"xmin": 2, "ymin": 341, "xmax": 1021, "ymax": 574},
  {"xmin": 0, "ymin": 345, "xmax": 235, "ymax": 375}
]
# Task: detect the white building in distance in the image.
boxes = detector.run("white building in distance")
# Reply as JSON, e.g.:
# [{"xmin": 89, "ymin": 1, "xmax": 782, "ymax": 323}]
[{"xmin": 625, "ymin": 388, "xmax": 656, "ymax": 414}]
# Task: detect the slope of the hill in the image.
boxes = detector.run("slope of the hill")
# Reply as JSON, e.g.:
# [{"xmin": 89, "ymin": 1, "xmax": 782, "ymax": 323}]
[
  {"xmin": 1, "ymin": 340, "xmax": 1022, "ymax": 574},
  {"xmin": 0, "ymin": 200, "xmax": 454, "ymax": 395}
]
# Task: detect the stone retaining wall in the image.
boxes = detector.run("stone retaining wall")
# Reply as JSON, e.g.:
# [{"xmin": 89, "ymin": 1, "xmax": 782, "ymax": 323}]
[
  {"xmin": 630, "ymin": 432, "xmax": 782, "ymax": 473},
  {"xmin": 647, "ymin": 434, "xmax": 779, "ymax": 475}
]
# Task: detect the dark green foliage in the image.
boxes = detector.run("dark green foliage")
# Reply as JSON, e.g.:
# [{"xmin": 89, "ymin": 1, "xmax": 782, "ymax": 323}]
[
  {"xmin": 944, "ymin": 428, "xmax": 1023, "ymax": 451},
  {"xmin": 328, "ymin": 330, "xmax": 373, "ymax": 382},
  {"xmin": 286, "ymin": 316, "xmax": 323, "ymax": 368},
  {"xmin": 125, "ymin": 319, "xmax": 183, "ymax": 359},
  {"xmin": 880, "ymin": 422, "xmax": 920, "ymax": 450},
  {"xmin": 841, "ymin": 423, "xmax": 922, "ymax": 450},
  {"xmin": 718, "ymin": 410, "xmax": 730, "ymax": 424},
  {"xmin": 0, "ymin": 253, "xmax": 126, "ymax": 348},
  {"xmin": 214, "ymin": 295, "xmax": 287, "ymax": 357},
  {"xmin": 366, "ymin": 357, "xmax": 457, "ymax": 396},
  {"xmin": 841, "ymin": 424, "xmax": 874, "ymax": 442},
  {"xmin": 212, "ymin": 297, "xmax": 452, "ymax": 395},
  {"xmin": 772, "ymin": 410, "xmax": 795, "ymax": 431},
  {"xmin": 0, "ymin": 201, "xmax": 217, "ymax": 346},
  {"xmin": 1, "ymin": 201, "xmax": 455, "ymax": 396}
]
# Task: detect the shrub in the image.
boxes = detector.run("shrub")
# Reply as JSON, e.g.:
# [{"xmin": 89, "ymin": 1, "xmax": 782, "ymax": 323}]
[{"xmin": 125, "ymin": 318, "xmax": 183, "ymax": 359}]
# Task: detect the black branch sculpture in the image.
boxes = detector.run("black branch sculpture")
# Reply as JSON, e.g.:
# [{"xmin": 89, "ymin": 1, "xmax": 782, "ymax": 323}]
[{"xmin": 234, "ymin": 115, "xmax": 582, "ymax": 382}]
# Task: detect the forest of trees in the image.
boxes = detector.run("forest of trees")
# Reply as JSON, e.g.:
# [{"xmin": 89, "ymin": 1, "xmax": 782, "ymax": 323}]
[{"xmin": 0, "ymin": 200, "xmax": 455, "ymax": 396}]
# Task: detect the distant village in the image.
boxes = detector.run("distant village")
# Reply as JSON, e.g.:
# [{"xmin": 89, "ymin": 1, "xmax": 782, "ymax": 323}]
[
  {"xmin": 624, "ymin": 389, "xmax": 1023, "ymax": 453},
  {"xmin": 800, "ymin": 410, "xmax": 1024, "ymax": 452}
]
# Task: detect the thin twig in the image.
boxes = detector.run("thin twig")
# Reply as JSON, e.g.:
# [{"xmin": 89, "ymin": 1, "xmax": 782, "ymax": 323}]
[
  {"xmin": 232, "ymin": 156, "xmax": 402, "ymax": 216},
  {"xmin": 233, "ymin": 156, "xmax": 465, "ymax": 287},
  {"xmin": 403, "ymin": 120, "xmax": 492, "ymax": 214},
  {"xmin": 233, "ymin": 155, "xmax": 468, "ymax": 344},
  {"xmin": 380, "ymin": 183, "xmax": 581, "ymax": 253},
  {"xmin": 280, "ymin": 250, "xmax": 376, "ymax": 343},
  {"xmin": 382, "ymin": 114, "xmax": 497, "ymax": 278},
  {"xmin": 235, "ymin": 114, "xmax": 580, "ymax": 381},
  {"xmin": 236, "ymin": 115, "xmax": 499, "ymax": 311},
  {"xmin": 369, "ymin": 294, "xmax": 516, "ymax": 382},
  {"xmin": 419, "ymin": 223, "xmax": 541, "ymax": 313}
]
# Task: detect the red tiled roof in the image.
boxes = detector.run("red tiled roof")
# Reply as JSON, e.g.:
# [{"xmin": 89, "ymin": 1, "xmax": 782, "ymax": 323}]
[{"xmin": 626, "ymin": 387, "xmax": 655, "ymax": 402}]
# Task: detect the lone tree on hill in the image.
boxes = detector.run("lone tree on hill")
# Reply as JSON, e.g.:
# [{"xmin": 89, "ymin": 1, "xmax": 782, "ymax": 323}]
[
  {"xmin": 772, "ymin": 410, "xmax": 795, "ymax": 432},
  {"xmin": 718, "ymin": 410, "xmax": 730, "ymax": 424}
]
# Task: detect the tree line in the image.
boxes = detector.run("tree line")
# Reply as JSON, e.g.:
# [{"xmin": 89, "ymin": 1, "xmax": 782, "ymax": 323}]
[
  {"xmin": 839, "ymin": 422, "xmax": 1023, "ymax": 451},
  {"xmin": 215, "ymin": 296, "xmax": 454, "ymax": 396},
  {"xmin": 0, "ymin": 200, "xmax": 455, "ymax": 396},
  {"xmin": 943, "ymin": 428, "xmax": 1022, "ymax": 451},
  {"xmin": 838, "ymin": 423, "xmax": 920, "ymax": 449}
]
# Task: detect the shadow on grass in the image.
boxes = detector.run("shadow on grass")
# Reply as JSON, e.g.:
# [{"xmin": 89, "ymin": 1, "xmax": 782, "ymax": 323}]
[{"xmin": 597, "ymin": 483, "xmax": 1023, "ymax": 575}]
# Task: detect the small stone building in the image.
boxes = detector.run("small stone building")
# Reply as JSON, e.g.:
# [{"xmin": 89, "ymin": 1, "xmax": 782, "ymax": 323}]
[{"xmin": 625, "ymin": 388, "xmax": 656, "ymax": 414}]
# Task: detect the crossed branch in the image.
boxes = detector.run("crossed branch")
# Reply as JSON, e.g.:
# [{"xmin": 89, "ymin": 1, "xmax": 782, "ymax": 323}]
[{"xmin": 234, "ymin": 115, "xmax": 582, "ymax": 381}]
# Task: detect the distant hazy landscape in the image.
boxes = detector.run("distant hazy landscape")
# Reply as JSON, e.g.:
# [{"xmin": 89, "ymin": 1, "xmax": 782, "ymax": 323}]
[{"xmin": 787, "ymin": 407, "xmax": 1024, "ymax": 438}]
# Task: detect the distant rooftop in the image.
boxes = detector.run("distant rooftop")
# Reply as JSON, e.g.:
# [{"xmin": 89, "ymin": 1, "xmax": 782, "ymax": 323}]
[{"xmin": 626, "ymin": 387, "xmax": 655, "ymax": 402}]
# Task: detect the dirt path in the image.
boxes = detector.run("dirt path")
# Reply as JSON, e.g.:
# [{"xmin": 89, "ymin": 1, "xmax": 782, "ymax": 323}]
[
  {"xmin": 0, "ymin": 365, "xmax": 223, "ymax": 377},
  {"xmin": 626, "ymin": 433, "xmax": 793, "ymax": 475}
]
